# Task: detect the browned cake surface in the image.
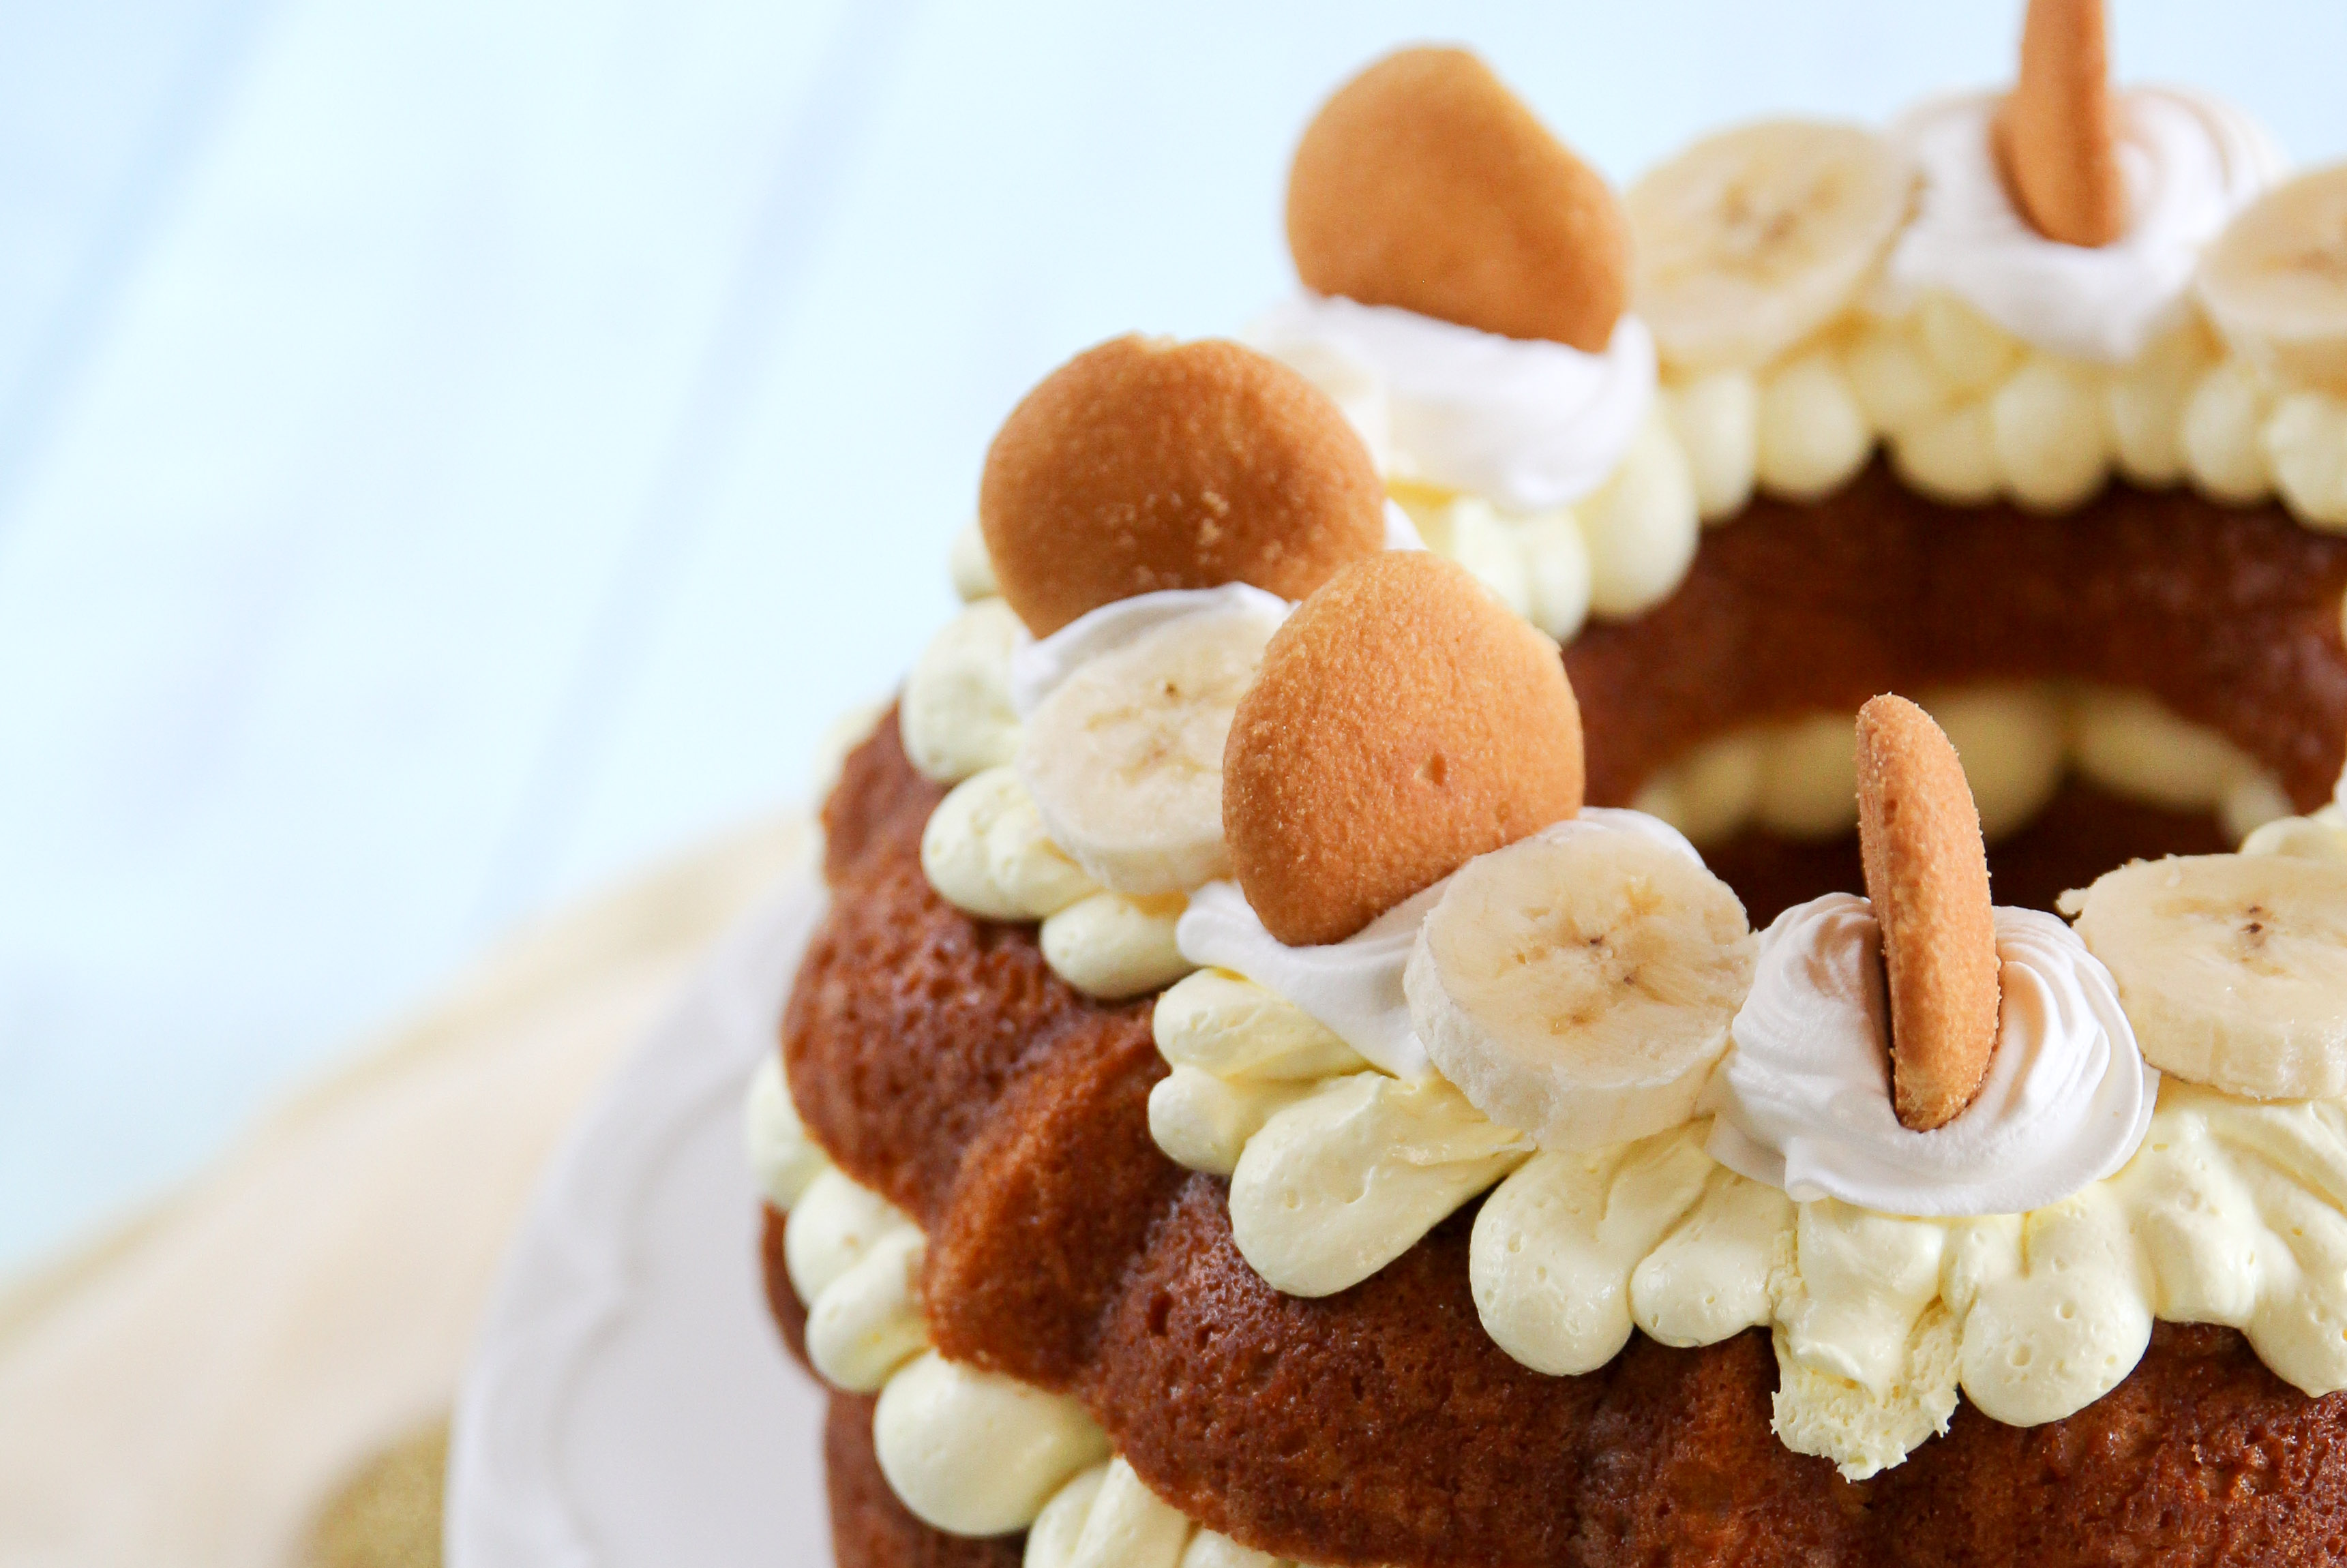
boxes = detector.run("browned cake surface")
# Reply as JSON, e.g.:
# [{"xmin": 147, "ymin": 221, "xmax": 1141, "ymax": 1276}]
[
  {"xmin": 826, "ymin": 1392, "xmax": 1026, "ymax": 1568},
  {"xmin": 786, "ymin": 1166, "xmax": 2347, "ymax": 1567},
  {"xmin": 761, "ymin": 1204, "xmax": 809, "ymax": 1370},
  {"xmin": 1862, "ymin": 1322, "xmax": 2347, "ymax": 1565},
  {"xmin": 1086, "ymin": 1186, "xmax": 1862, "ymax": 1565},
  {"xmin": 784, "ymin": 478, "xmax": 2347, "ymax": 1566},
  {"xmin": 1567, "ymin": 464, "xmax": 2347, "ymax": 813}
]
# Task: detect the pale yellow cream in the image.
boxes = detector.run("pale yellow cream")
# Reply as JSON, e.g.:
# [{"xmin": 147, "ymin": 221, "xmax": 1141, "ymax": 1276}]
[
  {"xmin": 1027, "ymin": 1458, "xmax": 1296, "ymax": 1568},
  {"xmin": 1153, "ymin": 967, "xmax": 2347, "ymax": 1480},
  {"xmin": 1481, "ymin": 1083, "xmax": 2347, "ymax": 1478},
  {"xmin": 755, "ymin": 1056, "xmax": 1311, "ymax": 1558}
]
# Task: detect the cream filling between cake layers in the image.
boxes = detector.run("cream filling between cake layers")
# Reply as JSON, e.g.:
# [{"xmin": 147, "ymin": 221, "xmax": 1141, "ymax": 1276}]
[
  {"xmin": 1140, "ymin": 768, "xmax": 2347, "ymax": 1480},
  {"xmin": 907, "ymin": 485, "xmax": 2342, "ymax": 1000},
  {"xmin": 901, "ymin": 534, "xmax": 2317, "ymax": 1011},
  {"xmin": 896, "ymin": 551, "xmax": 2344, "ymax": 1479},
  {"xmin": 904, "ymin": 588, "xmax": 2306, "ymax": 1008},
  {"xmin": 747, "ymin": 1054, "xmax": 1312, "ymax": 1567},
  {"xmin": 1630, "ymin": 682, "xmax": 2296, "ymax": 849},
  {"xmin": 1247, "ymin": 291, "xmax": 2347, "ymax": 644},
  {"xmin": 1148, "ymin": 962, "xmax": 2347, "ymax": 1482}
]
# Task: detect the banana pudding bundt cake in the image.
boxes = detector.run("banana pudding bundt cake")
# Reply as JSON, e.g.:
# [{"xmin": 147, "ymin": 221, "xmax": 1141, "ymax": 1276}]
[{"xmin": 748, "ymin": 5, "xmax": 2347, "ymax": 1563}]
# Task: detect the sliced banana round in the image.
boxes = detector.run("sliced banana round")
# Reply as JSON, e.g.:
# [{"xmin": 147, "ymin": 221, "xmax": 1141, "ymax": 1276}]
[
  {"xmin": 2199, "ymin": 165, "xmax": 2347, "ymax": 396},
  {"xmin": 2065, "ymin": 853, "xmax": 2347, "ymax": 1100},
  {"xmin": 2241, "ymin": 806, "xmax": 2347, "ymax": 864},
  {"xmin": 1628, "ymin": 121, "xmax": 1915, "ymax": 374},
  {"xmin": 1405, "ymin": 815, "xmax": 1756, "ymax": 1150},
  {"xmin": 1017, "ymin": 600, "xmax": 1283, "ymax": 896}
]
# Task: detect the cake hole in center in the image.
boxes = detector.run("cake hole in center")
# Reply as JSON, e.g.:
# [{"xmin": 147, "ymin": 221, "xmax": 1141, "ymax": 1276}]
[
  {"xmin": 1621, "ymin": 683, "xmax": 2275, "ymax": 929},
  {"xmin": 1557, "ymin": 471, "xmax": 2347, "ymax": 930},
  {"xmin": 1701, "ymin": 777, "xmax": 2233, "ymax": 929}
]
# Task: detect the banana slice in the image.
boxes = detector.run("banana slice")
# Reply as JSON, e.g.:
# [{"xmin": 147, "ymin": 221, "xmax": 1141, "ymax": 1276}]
[
  {"xmin": 1017, "ymin": 601, "xmax": 1283, "ymax": 895},
  {"xmin": 2064, "ymin": 854, "xmax": 2347, "ymax": 1100},
  {"xmin": 2199, "ymin": 166, "xmax": 2347, "ymax": 396},
  {"xmin": 1405, "ymin": 817, "xmax": 1756, "ymax": 1149},
  {"xmin": 2241, "ymin": 806, "xmax": 2347, "ymax": 864},
  {"xmin": 1628, "ymin": 121, "xmax": 1915, "ymax": 374}
]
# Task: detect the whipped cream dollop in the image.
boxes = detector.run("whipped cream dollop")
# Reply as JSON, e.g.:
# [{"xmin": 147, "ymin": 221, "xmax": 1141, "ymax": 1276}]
[
  {"xmin": 1881, "ymin": 88, "xmax": 2284, "ymax": 363},
  {"xmin": 1178, "ymin": 808, "xmax": 1700, "ymax": 1083},
  {"xmin": 1007, "ymin": 582, "xmax": 1290, "ymax": 719},
  {"xmin": 1000, "ymin": 511, "xmax": 1430, "ymax": 720},
  {"xmin": 1251, "ymin": 293, "xmax": 1657, "ymax": 512},
  {"xmin": 1707, "ymin": 893, "xmax": 2157, "ymax": 1216},
  {"xmin": 1178, "ymin": 878, "xmax": 1443, "ymax": 1080}
]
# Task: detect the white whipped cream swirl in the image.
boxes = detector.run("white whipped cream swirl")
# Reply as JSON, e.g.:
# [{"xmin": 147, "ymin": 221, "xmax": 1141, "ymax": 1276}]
[
  {"xmin": 1003, "ymin": 509, "xmax": 1425, "ymax": 719},
  {"xmin": 1249, "ymin": 293, "xmax": 1656, "ymax": 512},
  {"xmin": 1006, "ymin": 583, "xmax": 1291, "ymax": 717},
  {"xmin": 1177, "ymin": 809, "xmax": 1700, "ymax": 1082},
  {"xmin": 1881, "ymin": 88, "xmax": 2283, "ymax": 363},
  {"xmin": 1707, "ymin": 893, "xmax": 2157, "ymax": 1217}
]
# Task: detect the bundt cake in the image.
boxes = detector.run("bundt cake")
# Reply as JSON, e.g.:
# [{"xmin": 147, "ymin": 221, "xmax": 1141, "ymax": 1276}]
[{"xmin": 747, "ymin": 5, "xmax": 2347, "ymax": 1563}]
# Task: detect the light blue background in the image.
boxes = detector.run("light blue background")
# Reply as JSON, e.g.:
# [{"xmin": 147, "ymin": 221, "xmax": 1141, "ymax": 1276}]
[{"xmin": 3, "ymin": 1, "xmax": 2342, "ymax": 1271}]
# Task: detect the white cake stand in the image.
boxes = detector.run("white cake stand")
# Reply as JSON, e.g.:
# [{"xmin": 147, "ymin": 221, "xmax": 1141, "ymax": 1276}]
[{"xmin": 445, "ymin": 874, "xmax": 835, "ymax": 1567}]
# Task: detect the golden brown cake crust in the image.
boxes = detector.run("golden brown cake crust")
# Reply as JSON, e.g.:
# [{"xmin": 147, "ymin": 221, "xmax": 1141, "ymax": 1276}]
[
  {"xmin": 1285, "ymin": 47, "xmax": 1630, "ymax": 351},
  {"xmin": 1223, "ymin": 552, "xmax": 1585, "ymax": 946},
  {"xmin": 921, "ymin": 1001, "xmax": 1179, "ymax": 1388},
  {"xmin": 976, "ymin": 335, "xmax": 1386, "ymax": 637},
  {"xmin": 761, "ymin": 1204, "xmax": 810, "ymax": 1371},
  {"xmin": 1088, "ymin": 1183, "xmax": 1867, "ymax": 1565},
  {"xmin": 789, "ymin": 711, "xmax": 1182, "ymax": 1388},
  {"xmin": 783, "ymin": 475, "xmax": 2347, "ymax": 1566},
  {"xmin": 780, "ymin": 1121, "xmax": 2347, "ymax": 1568},
  {"xmin": 1086, "ymin": 1186, "xmax": 2347, "ymax": 1566},
  {"xmin": 1565, "ymin": 463, "xmax": 2347, "ymax": 814},
  {"xmin": 791, "ymin": 716, "xmax": 1128, "ymax": 1228}
]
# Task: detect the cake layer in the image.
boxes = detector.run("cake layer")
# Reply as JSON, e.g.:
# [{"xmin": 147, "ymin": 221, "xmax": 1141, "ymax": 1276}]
[
  {"xmin": 761, "ymin": 1205, "xmax": 810, "ymax": 1369},
  {"xmin": 783, "ymin": 470, "xmax": 2347, "ymax": 1561},
  {"xmin": 771, "ymin": 1161, "xmax": 2347, "ymax": 1567},
  {"xmin": 1095, "ymin": 1186, "xmax": 2347, "ymax": 1565},
  {"xmin": 1566, "ymin": 463, "xmax": 2347, "ymax": 814},
  {"xmin": 786, "ymin": 709, "xmax": 2347, "ymax": 1565}
]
